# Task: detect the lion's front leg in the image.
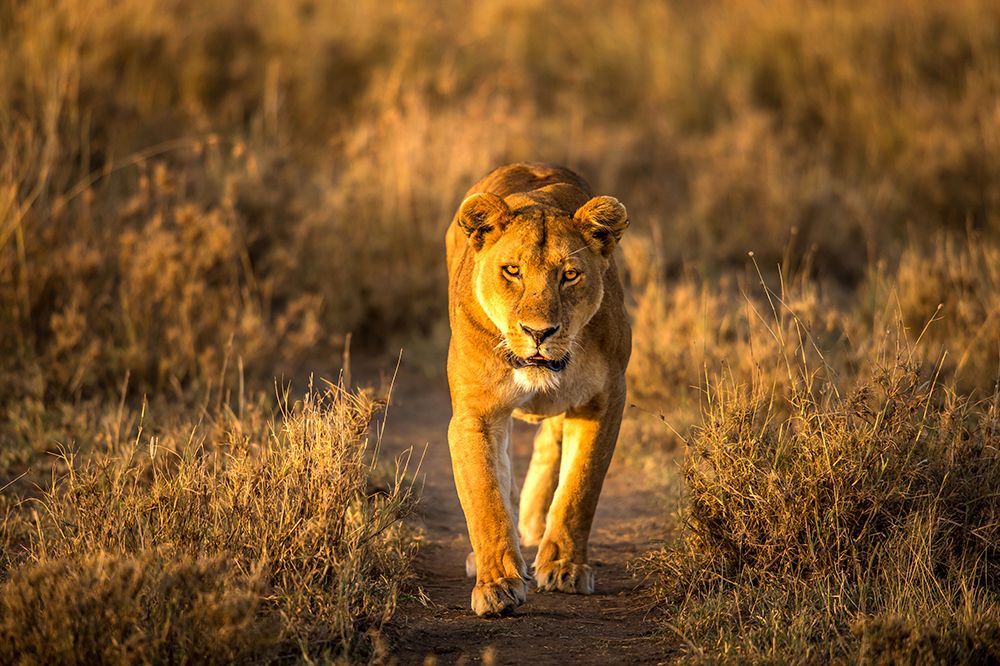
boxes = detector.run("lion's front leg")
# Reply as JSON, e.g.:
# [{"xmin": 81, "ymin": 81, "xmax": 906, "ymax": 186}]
[
  {"xmin": 533, "ymin": 381, "xmax": 625, "ymax": 594},
  {"xmin": 448, "ymin": 412, "xmax": 527, "ymax": 616}
]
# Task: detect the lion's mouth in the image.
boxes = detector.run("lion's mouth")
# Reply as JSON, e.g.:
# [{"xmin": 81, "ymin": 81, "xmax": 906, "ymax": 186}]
[{"xmin": 508, "ymin": 352, "xmax": 570, "ymax": 372}]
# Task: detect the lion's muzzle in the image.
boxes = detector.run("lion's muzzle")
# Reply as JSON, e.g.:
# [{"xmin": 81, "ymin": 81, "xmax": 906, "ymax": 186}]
[{"xmin": 506, "ymin": 352, "xmax": 570, "ymax": 372}]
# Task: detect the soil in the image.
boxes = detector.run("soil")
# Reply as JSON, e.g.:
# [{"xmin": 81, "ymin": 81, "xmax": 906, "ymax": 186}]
[{"xmin": 375, "ymin": 368, "xmax": 678, "ymax": 665}]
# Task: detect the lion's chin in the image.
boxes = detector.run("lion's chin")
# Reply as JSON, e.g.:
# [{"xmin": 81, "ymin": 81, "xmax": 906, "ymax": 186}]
[{"xmin": 512, "ymin": 366, "xmax": 562, "ymax": 393}]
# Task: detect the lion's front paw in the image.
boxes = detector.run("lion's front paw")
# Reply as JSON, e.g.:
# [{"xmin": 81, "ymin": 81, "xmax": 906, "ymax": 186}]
[
  {"xmin": 471, "ymin": 576, "xmax": 527, "ymax": 616},
  {"xmin": 534, "ymin": 559, "xmax": 594, "ymax": 594}
]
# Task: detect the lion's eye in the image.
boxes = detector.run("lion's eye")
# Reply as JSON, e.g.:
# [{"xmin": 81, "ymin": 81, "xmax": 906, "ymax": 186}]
[
  {"xmin": 502, "ymin": 265, "xmax": 520, "ymax": 278},
  {"xmin": 563, "ymin": 269, "xmax": 580, "ymax": 282}
]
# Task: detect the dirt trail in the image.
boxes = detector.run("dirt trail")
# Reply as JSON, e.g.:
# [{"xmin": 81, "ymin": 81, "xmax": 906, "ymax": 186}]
[{"xmin": 376, "ymin": 368, "xmax": 676, "ymax": 665}]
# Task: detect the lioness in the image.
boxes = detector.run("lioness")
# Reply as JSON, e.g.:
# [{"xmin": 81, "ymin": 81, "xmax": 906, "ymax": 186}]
[{"xmin": 445, "ymin": 162, "xmax": 631, "ymax": 616}]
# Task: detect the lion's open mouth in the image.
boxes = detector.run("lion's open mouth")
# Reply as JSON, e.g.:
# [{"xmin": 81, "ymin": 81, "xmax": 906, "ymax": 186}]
[{"xmin": 508, "ymin": 353, "xmax": 570, "ymax": 372}]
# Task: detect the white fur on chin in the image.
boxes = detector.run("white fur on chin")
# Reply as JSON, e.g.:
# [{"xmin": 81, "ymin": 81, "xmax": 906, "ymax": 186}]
[{"xmin": 512, "ymin": 366, "xmax": 561, "ymax": 393}]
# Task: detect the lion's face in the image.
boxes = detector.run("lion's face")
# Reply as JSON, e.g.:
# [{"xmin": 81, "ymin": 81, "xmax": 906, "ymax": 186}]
[{"xmin": 458, "ymin": 193, "xmax": 628, "ymax": 391}]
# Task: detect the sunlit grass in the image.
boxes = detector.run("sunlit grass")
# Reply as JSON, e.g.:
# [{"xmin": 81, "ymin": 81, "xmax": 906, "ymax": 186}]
[{"xmin": 1, "ymin": 383, "xmax": 418, "ymax": 662}]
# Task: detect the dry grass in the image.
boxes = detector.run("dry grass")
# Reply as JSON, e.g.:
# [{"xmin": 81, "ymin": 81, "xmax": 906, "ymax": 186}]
[
  {"xmin": 624, "ymin": 231, "xmax": 1000, "ymax": 453},
  {"xmin": 872, "ymin": 236, "xmax": 1000, "ymax": 394},
  {"xmin": 623, "ymin": 248, "xmax": 861, "ymax": 460},
  {"xmin": 642, "ymin": 357, "xmax": 1000, "ymax": 663},
  {"xmin": 636, "ymin": 254, "xmax": 1000, "ymax": 662},
  {"xmin": 1, "ymin": 383, "xmax": 418, "ymax": 663},
  {"xmin": 4, "ymin": 0, "xmax": 1000, "ymax": 402},
  {"xmin": 628, "ymin": 231, "xmax": 999, "ymax": 661}
]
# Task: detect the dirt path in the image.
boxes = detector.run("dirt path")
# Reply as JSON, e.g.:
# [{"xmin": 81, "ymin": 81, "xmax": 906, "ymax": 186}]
[{"xmin": 375, "ymin": 368, "xmax": 677, "ymax": 665}]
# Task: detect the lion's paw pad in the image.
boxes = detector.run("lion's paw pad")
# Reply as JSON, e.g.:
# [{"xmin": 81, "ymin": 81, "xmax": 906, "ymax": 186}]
[
  {"xmin": 471, "ymin": 576, "xmax": 526, "ymax": 616},
  {"xmin": 534, "ymin": 559, "xmax": 594, "ymax": 594}
]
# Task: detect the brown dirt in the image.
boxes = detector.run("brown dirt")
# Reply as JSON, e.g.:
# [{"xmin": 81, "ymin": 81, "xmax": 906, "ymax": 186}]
[{"xmin": 376, "ymin": 369, "xmax": 677, "ymax": 665}]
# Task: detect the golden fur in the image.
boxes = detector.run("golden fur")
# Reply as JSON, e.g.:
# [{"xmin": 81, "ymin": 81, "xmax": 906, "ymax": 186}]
[{"xmin": 445, "ymin": 162, "xmax": 631, "ymax": 616}]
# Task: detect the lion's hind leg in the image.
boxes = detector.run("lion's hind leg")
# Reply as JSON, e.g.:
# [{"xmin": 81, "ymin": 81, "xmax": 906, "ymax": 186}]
[
  {"xmin": 518, "ymin": 415, "xmax": 563, "ymax": 547},
  {"xmin": 534, "ymin": 383, "xmax": 624, "ymax": 595}
]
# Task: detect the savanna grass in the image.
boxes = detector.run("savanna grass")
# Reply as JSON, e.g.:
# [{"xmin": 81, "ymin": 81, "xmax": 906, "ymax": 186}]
[
  {"xmin": 1, "ymin": 383, "xmax": 418, "ymax": 663},
  {"xmin": 2, "ymin": 0, "xmax": 1000, "ymax": 660},
  {"xmin": 4, "ymin": 0, "xmax": 1000, "ymax": 405},
  {"xmin": 640, "ymin": 280, "xmax": 1000, "ymax": 663},
  {"xmin": 623, "ymin": 231, "xmax": 1000, "ymax": 461}
]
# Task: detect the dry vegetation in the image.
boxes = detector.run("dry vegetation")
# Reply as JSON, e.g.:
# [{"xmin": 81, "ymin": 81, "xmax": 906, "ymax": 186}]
[
  {"xmin": 2, "ymin": 0, "xmax": 1000, "ymax": 662},
  {"xmin": 1, "ymin": 384, "xmax": 418, "ymax": 662},
  {"xmin": 637, "ymin": 266, "xmax": 1000, "ymax": 662},
  {"xmin": 643, "ymin": 363, "xmax": 1000, "ymax": 663}
]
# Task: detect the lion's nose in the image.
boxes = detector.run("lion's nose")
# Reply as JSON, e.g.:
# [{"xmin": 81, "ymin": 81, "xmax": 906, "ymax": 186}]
[{"xmin": 520, "ymin": 323, "xmax": 560, "ymax": 345}]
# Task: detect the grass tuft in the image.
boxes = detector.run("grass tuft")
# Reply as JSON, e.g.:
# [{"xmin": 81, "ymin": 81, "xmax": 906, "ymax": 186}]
[
  {"xmin": 642, "ymin": 330, "xmax": 1000, "ymax": 662},
  {"xmin": 1, "ymin": 383, "xmax": 418, "ymax": 663}
]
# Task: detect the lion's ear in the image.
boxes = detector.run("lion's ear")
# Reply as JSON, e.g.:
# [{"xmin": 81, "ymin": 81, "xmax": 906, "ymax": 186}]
[
  {"xmin": 458, "ymin": 192, "xmax": 510, "ymax": 250},
  {"xmin": 574, "ymin": 196, "xmax": 628, "ymax": 256}
]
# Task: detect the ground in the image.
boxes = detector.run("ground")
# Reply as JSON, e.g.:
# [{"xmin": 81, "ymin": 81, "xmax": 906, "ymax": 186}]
[{"xmin": 377, "ymin": 369, "xmax": 677, "ymax": 665}]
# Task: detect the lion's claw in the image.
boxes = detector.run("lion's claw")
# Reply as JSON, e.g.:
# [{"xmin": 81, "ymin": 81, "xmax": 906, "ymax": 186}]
[
  {"xmin": 471, "ymin": 576, "xmax": 527, "ymax": 616},
  {"xmin": 534, "ymin": 559, "xmax": 594, "ymax": 594}
]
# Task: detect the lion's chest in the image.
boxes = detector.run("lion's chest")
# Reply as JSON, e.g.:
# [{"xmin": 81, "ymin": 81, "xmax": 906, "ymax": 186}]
[{"xmin": 510, "ymin": 354, "xmax": 609, "ymax": 421}]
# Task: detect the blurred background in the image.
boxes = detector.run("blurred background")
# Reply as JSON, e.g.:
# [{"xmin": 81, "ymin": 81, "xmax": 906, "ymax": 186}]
[{"xmin": 3, "ymin": 0, "xmax": 998, "ymax": 409}]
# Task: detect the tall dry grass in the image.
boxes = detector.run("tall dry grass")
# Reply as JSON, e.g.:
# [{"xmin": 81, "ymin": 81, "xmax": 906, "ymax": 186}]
[
  {"xmin": 3, "ymin": 0, "xmax": 1000, "ymax": 404},
  {"xmin": 624, "ymin": 231, "xmax": 1000, "ymax": 454},
  {"xmin": 634, "ymin": 251, "xmax": 1000, "ymax": 662},
  {"xmin": 1, "ymin": 382, "xmax": 418, "ymax": 663},
  {"xmin": 642, "ymin": 360, "xmax": 1000, "ymax": 663}
]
